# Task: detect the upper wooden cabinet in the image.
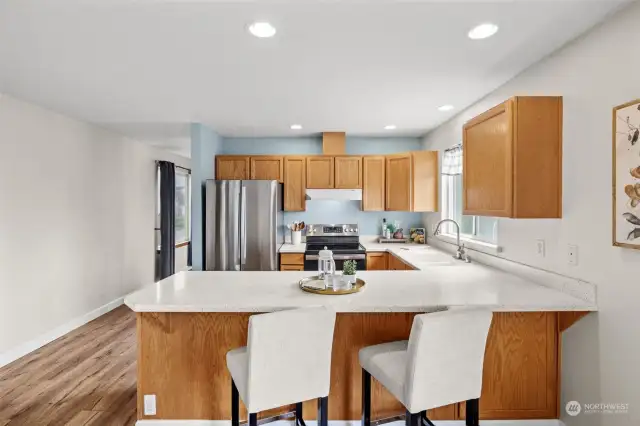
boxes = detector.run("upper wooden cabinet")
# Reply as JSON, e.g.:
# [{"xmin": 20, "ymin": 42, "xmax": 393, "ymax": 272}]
[
  {"xmin": 306, "ymin": 156, "xmax": 335, "ymax": 188},
  {"xmin": 283, "ymin": 156, "xmax": 306, "ymax": 211},
  {"xmin": 362, "ymin": 156, "xmax": 386, "ymax": 211},
  {"xmin": 216, "ymin": 156, "xmax": 249, "ymax": 180},
  {"xmin": 250, "ymin": 156, "xmax": 284, "ymax": 183},
  {"xmin": 463, "ymin": 96, "xmax": 562, "ymax": 218},
  {"xmin": 386, "ymin": 151, "xmax": 438, "ymax": 212},
  {"xmin": 334, "ymin": 156, "xmax": 362, "ymax": 189}
]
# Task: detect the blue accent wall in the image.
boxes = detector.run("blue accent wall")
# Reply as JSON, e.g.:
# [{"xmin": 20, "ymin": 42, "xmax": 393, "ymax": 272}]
[
  {"xmin": 191, "ymin": 123, "xmax": 222, "ymax": 270},
  {"xmin": 221, "ymin": 136, "xmax": 424, "ymax": 235}
]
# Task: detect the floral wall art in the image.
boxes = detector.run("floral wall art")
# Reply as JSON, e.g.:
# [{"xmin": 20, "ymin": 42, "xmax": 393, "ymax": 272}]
[{"xmin": 613, "ymin": 99, "xmax": 640, "ymax": 249}]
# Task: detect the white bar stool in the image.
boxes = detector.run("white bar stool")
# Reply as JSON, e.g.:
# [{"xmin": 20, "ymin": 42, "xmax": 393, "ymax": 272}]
[
  {"xmin": 227, "ymin": 306, "xmax": 337, "ymax": 426},
  {"xmin": 359, "ymin": 309, "xmax": 493, "ymax": 426}
]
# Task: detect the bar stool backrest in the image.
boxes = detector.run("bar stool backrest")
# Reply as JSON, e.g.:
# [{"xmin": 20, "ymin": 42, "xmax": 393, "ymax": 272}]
[
  {"xmin": 245, "ymin": 306, "xmax": 337, "ymax": 413},
  {"xmin": 403, "ymin": 309, "xmax": 493, "ymax": 413}
]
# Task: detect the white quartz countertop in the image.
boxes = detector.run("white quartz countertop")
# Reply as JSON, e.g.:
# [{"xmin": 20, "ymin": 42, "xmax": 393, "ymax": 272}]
[{"xmin": 124, "ymin": 264, "xmax": 596, "ymax": 313}]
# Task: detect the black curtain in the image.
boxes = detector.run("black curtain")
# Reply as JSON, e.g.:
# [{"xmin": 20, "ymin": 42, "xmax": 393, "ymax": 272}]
[{"xmin": 159, "ymin": 161, "xmax": 176, "ymax": 279}]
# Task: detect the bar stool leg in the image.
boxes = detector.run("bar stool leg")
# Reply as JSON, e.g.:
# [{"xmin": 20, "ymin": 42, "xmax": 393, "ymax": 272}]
[
  {"xmin": 317, "ymin": 396, "xmax": 329, "ymax": 426},
  {"xmin": 249, "ymin": 413, "xmax": 258, "ymax": 426},
  {"xmin": 405, "ymin": 411, "xmax": 420, "ymax": 426},
  {"xmin": 466, "ymin": 398, "xmax": 479, "ymax": 426},
  {"xmin": 362, "ymin": 368, "xmax": 371, "ymax": 426},
  {"xmin": 231, "ymin": 380, "xmax": 239, "ymax": 426},
  {"xmin": 420, "ymin": 411, "xmax": 436, "ymax": 426},
  {"xmin": 295, "ymin": 402, "xmax": 304, "ymax": 426}
]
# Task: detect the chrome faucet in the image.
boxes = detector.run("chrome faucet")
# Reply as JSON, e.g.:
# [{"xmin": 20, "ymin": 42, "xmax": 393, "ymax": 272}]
[{"xmin": 433, "ymin": 219, "xmax": 471, "ymax": 263}]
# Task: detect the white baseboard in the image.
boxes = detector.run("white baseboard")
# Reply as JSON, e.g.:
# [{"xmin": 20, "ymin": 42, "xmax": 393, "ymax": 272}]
[
  {"xmin": 136, "ymin": 420, "xmax": 565, "ymax": 426},
  {"xmin": 0, "ymin": 296, "xmax": 125, "ymax": 368}
]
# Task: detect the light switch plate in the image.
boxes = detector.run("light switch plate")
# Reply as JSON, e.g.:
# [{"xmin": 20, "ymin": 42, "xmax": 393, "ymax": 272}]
[
  {"xmin": 567, "ymin": 244, "xmax": 579, "ymax": 266},
  {"xmin": 536, "ymin": 239, "xmax": 545, "ymax": 257},
  {"xmin": 144, "ymin": 394, "xmax": 157, "ymax": 416}
]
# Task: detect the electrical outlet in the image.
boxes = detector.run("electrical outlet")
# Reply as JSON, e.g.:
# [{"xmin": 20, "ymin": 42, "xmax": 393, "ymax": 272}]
[
  {"xmin": 567, "ymin": 244, "xmax": 579, "ymax": 266},
  {"xmin": 536, "ymin": 239, "xmax": 545, "ymax": 257},
  {"xmin": 144, "ymin": 394, "xmax": 157, "ymax": 416}
]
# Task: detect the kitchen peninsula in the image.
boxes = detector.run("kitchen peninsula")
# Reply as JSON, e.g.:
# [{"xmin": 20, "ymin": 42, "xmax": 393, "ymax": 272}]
[{"xmin": 126, "ymin": 250, "xmax": 595, "ymax": 423}]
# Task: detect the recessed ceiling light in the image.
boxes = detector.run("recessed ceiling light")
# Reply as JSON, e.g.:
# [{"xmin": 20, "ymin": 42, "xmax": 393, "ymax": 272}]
[
  {"xmin": 384, "ymin": 125, "xmax": 397, "ymax": 130},
  {"xmin": 290, "ymin": 124, "xmax": 302, "ymax": 130},
  {"xmin": 468, "ymin": 23, "xmax": 499, "ymax": 40},
  {"xmin": 438, "ymin": 105, "xmax": 455, "ymax": 112},
  {"xmin": 249, "ymin": 22, "xmax": 276, "ymax": 38}
]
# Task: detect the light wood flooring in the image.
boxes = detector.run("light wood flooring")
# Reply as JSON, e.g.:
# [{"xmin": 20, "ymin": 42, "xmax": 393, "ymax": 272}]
[{"xmin": 0, "ymin": 306, "xmax": 137, "ymax": 425}]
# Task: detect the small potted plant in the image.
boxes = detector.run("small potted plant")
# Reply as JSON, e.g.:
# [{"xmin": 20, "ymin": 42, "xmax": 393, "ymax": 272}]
[{"xmin": 342, "ymin": 260, "xmax": 357, "ymax": 285}]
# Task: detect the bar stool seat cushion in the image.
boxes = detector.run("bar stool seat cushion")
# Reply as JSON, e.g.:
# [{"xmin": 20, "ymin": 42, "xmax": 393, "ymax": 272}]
[
  {"xmin": 227, "ymin": 347, "xmax": 249, "ymax": 403},
  {"xmin": 358, "ymin": 340, "xmax": 408, "ymax": 404}
]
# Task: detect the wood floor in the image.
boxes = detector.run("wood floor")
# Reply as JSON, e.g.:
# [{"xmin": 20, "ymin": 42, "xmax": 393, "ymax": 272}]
[{"xmin": 0, "ymin": 306, "xmax": 137, "ymax": 425}]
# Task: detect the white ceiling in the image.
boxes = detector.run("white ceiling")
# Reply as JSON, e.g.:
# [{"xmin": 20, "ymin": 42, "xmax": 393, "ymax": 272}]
[{"xmin": 0, "ymin": 0, "xmax": 630, "ymax": 156}]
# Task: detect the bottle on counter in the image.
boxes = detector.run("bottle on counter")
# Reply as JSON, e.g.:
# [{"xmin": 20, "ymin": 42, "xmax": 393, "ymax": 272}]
[{"xmin": 381, "ymin": 218, "xmax": 387, "ymax": 237}]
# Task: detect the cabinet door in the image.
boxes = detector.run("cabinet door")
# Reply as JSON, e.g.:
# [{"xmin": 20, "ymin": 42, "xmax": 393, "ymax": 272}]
[
  {"xmin": 250, "ymin": 156, "xmax": 284, "ymax": 182},
  {"xmin": 334, "ymin": 156, "xmax": 362, "ymax": 189},
  {"xmin": 366, "ymin": 253, "xmax": 387, "ymax": 270},
  {"xmin": 284, "ymin": 157, "xmax": 306, "ymax": 211},
  {"xmin": 463, "ymin": 101, "xmax": 513, "ymax": 217},
  {"xmin": 459, "ymin": 312, "xmax": 558, "ymax": 420},
  {"xmin": 386, "ymin": 154, "xmax": 412, "ymax": 211},
  {"xmin": 306, "ymin": 156, "xmax": 335, "ymax": 189},
  {"xmin": 388, "ymin": 254, "xmax": 405, "ymax": 271},
  {"xmin": 216, "ymin": 156, "xmax": 250, "ymax": 180},
  {"xmin": 362, "ymin": 156, "xmax": 386, "ymax": 211}
]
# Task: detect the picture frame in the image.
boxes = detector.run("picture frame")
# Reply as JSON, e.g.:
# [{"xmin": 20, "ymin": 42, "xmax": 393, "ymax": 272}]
[
  {"xmin": 612, "ymin": 99, "xmax": 640, "ymax": 250},
  {"xmin": 409, "ymin": 228, "xmax": 426, "ymax": 244}
]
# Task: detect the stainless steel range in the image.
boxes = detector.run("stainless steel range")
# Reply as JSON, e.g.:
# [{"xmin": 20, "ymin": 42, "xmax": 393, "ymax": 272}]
[{"xmin": 304, "ymin": 224, "xmax": 366, "ymax": 272}]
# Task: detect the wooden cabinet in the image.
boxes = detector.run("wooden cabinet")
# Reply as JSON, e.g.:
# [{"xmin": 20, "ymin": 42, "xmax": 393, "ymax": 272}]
[
  {"xmin": 250, "ymin": 156, "xmax": 284, "ymax": 182},
  {"xmin": 216, "ymin": 156, "xmax": 249, "ymax": 180},
  {"xmin": 387, "ymin": 254, "xmax": 406, "ymax": 271},
  {"xmin": 306, "ymin": 156, "xmax": 335, "ymax": 188},
  {"xmin": 459, "ymin": 312, "xmax": 558, "ymax": 420},
  {"xmin": 283, "ymin": 157, "xmax": 306, "ymax": 211},
  {"xmin": 463, "ymin": 96, "xmax": 562, "ymax": 218},
  {"xmin": 362, "ymin": 156, "xmax": 386, "ymax": 211},
  {"xmin": 386, "ymin": 151, "xmax": 438, "ymax": 212},
  {"xmin": 280, "ymin": 253, "xmax": 304, "ymax": 271},
  {"xmin": 366, "ymin": 253, "xmax": 387, "ymax": 270},
  {"xmin": 334, "ymin": 156, "xmax": 362, "ymax": 189}
]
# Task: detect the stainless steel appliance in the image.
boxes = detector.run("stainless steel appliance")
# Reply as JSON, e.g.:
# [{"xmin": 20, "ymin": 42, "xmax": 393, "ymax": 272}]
[
  {"xmin": 304, "ymin": 224, "xmax": 366, "ymax": 272},
  {"xmin": 205, "ymin": 180, "xmax": 284, "ymax": 271}
]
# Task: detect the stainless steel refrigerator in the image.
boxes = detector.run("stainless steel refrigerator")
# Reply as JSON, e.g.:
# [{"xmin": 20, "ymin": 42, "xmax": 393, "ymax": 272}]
[{"xmin": 205, "ymin": 180, "xmax": 284, "ymax": 271}]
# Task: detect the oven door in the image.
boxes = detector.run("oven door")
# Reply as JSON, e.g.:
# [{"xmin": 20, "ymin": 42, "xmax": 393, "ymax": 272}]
[{"xmin": 304, "ymin": 253, "xmax": 367, "ymax": 272}]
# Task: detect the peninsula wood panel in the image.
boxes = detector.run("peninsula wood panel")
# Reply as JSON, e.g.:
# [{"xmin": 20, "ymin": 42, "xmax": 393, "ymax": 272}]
[
  {"xmin": 362, "ymin": 156, "xmax": 386, "ymax": 211},
  {"xmin": 306, "ymin": 156, "xmax": 335, "ymax": 188},
  {"xmin": 334, "ymin": 156, "xmax": 362, "ymax": 189},
  {"xmin": 216, "ymin": 156, "xmax": 250, "ymax": 180},
  {"xmin": 463, "ymin": 96, "xmax": 562, "ymax": 218},
  {"xmin": 385, "ymin": 154, "xmax": 412, "ymax": 211},
  {"xmin": 137, "ymin": 312, "xmax": 419, "ymax": 421},
  {"xmin": 283, "ymin": 156, "xmax": 306, "ymax": 211},
  {"xmin": 250, "ymin": 156, "xmax": 284, "ymax": 182},
  {"xmin": 366, "ymin": 252, "xmax": 387, "ymax": 270},
  {"xmin": 459, "ymin": 312, "xmax": 558, "ymax": 420}
]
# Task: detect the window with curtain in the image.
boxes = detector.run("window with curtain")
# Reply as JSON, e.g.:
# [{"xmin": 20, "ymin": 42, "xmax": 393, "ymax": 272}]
[
  {"xmin": 441, "ymin": 145, "xmax": 497, "ymax": 244},
  {"xmin": 175, "ymin": 168, "xmax": 191, "ymax": 245}
]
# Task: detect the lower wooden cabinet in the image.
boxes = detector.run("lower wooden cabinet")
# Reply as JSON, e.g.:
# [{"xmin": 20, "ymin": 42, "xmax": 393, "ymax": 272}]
[
  {"xmin": 280, "ymin": 253, "xmax": 305, "ymax": 271},
  {"xmin": 388, "ymin": 253, "xmax": 406, "ymax": 270},
  {"xmin": 366, "ymin": 253, "xmax": 387, "ymax": 270}
]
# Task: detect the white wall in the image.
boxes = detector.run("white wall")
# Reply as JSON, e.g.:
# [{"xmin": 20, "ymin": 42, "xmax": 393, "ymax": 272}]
[
  {"xmin": 422, "ymin": 3, "xmax": 640, "ymax": 425},
  {"xmin": 0, "ymin": 94, "xmax": 189, "ymax": 356}
]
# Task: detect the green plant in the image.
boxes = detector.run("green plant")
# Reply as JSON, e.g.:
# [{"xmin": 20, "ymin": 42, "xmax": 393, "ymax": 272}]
[
  {"xmin": 386, "ymin": 223, "xmax": 397, "ymax": 233},
  {"xmin": 343, "ymin": 260, "xmax": 357, "ymax": 276}
]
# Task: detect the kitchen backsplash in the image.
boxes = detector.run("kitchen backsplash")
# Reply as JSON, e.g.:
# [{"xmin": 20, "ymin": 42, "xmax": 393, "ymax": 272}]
[{"xmin": 284, "ymin": 200, "xmax": 423, "ymax": 236}]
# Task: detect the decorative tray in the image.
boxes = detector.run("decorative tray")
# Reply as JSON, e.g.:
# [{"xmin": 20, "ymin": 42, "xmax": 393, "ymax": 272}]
[
  {"xmin": 377, "ymin": 237, "xmax": 412, "ymax": 244},
  {"xmin": 299, "ymin": 275, "xmax": 365, "ymax": 295}
]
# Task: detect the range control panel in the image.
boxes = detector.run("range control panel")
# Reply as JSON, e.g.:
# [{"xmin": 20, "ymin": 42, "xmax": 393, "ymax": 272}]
[{"xmin": 306, "ymin": 224, "xmax": 359, "ymax": 236}]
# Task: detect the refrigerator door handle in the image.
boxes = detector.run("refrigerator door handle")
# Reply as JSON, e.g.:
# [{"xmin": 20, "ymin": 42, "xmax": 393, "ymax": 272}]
[{"xmin": 241, "ymin": 184, "xmax": 247, "ymax": 267}]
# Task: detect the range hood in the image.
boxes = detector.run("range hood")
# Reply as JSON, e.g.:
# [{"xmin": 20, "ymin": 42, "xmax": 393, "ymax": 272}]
[{"xmin": 306, "ymin": 189, "xmax": 362, "ymax": 201}]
